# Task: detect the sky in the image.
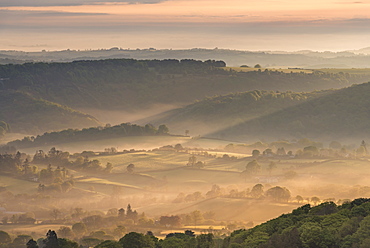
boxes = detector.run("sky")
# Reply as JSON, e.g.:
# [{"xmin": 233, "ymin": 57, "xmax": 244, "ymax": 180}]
[{"xmin": 1, "ymin": 0, "xmax": 370, "ymax": 51}]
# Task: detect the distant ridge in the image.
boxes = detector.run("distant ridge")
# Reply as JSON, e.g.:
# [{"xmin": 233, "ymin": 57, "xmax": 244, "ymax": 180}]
[{"xmin": 2, "ymin": 47, "xmax": 370, "ymax": 67}]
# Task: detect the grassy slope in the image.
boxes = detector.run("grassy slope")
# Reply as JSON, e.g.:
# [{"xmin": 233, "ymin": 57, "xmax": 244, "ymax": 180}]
[{"xmin": 0, "ymin": 90, "xmax": 101, "ymax": 134}]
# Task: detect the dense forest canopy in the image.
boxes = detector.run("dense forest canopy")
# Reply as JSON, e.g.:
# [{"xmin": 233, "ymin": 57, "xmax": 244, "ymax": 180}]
[{"xmin": 223, "ymin": 198, "xmax": 370, "ymax": 248}]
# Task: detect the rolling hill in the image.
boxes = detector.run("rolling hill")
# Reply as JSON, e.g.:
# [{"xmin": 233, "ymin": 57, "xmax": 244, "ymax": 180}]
[
  {"xmin": 0, "ymin": 90, "xmax": 101, "ymax": 134},
  {"xmin": 147, "ymin": 81, "xmax": 370, "ymax": 143},
  {"xmin": 144, "ymin": 90, "xmax": 331, "ymax": 136},
  {"xmin": 209, "ymin": 82, "xmax": 370, "ymax": 142},
  {"xmin": 0, "ymin": 59, "xmax": 368, "ymax": 124}
]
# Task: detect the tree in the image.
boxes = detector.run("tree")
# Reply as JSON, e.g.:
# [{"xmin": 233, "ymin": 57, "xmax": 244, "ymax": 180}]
[
  {"xmin": 296, "ymin": 195, "xmax": 304, "ymax": 204},
  {"xmin": 250, "ymin": 184, "xmax": 264, "ymax": 198},
  {"xmin": 252, "ymin": 150, "xmax": 260, "ymax": 158},
  {"xmin": 113, "ymin": 226, "xmax": 126, "ymax": 238},
  {"xmin": 57, "ymin": 238, "xmax": 78, "ymax": 248},
  {"xmin": 174, "ymin": 144, "xmax": 183, "ymax": 152},
  {"xmin": 157, "ymin": 124, "xmax": 169, "ymax": 135},
  {"xmin": 43, "ymin": 230, "xmax": 59, "ymax": 248},
  {"xmin": 160, "ymin": 237, "xmax": 186, "ymax": 248},
  {"xmin": 81, "ymin": 237, "xmax": 102, "ymax": 247},
  {"xmin": 58, "ymin": 226, "xmax": 73, "ymax": 239},
  {"xmin": 26, "ymin": 239, "xmax": 39, "ymax": 248},
  {"xmin": 104, "ymin": 162, "xmax": 113, "ymax": 173},
  {"xmin": 127, "ymin": 163, "xmax": 135, "ymax": 174},
  {"xmin": 196, "ymin": 233, "xmax": 214, "ymax": 248},
  {"xmin": 160, "ymin": 215, "xmax": 181, "ymax": 227},
  {"xmin": 311, "ymin": 196, "xmax": 321, "ymax": 206},
  {"xmin": 303, "ymin": 146, "xmax": 319, "ymax": 156},
  {"xmin": 188, "ymin": 155, "xmax": 197, "ymax": 166},
  {"xmin": 95, "ymin": 240, "xmax": 121, "ymax": 248},
  {"xmin": 51, "ymin": 209, "xmax": 61, "ymax": 220},
  {"xmin": 0, "ymin": 230, "xmax": 11, "ymax": 244},
  {"xmin": 72, "ymin": 222, "xmax": 87, "ymax": 236},
  {"xmin": 118, "ymin": 208, "xmax": 126, "ymax": 220},
  {"xmin": 119, "ymin": 232, "xmax": 155, "ymax": 248},
  {"xmin": 126, "ymin": 204, "xmax": 138, "ymax": 221},
  {"xmin": 82, "ymin": 215, "xmax": 103, "ymax": 230},
  {"xmin": 245, "ymin": 160, "xmax": 261, "ymax": 175},
  {"xmin": 190, "ymin": 210, "xmax": 204, "ymax": 227},
  {"xmin": 265, "ymin": 186, "xmax": 291, "ymax": 202},
  {"xmin": 254, "ymin": 64, "xmax": 262, "ymax": 68}
]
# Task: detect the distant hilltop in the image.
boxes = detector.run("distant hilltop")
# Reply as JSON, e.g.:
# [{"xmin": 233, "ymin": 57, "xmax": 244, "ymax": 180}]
[{"xmin": 2, "ymin": 47, "xmax": 370, "ymax": 68}]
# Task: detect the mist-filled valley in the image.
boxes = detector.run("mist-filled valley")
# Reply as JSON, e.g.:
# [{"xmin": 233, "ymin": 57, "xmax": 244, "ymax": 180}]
[{"xmin": 2, "ymin": 56, "xmax": 370, "ymax": 248}]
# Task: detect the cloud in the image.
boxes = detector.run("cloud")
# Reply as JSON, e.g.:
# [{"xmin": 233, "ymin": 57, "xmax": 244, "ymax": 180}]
[
  {"xmin": 0, "ymin": 0, "xmax": 166, "ymax": 7},
  {"xmin": 0, "ymin": 9, "xmax": 107, "ymax": 17},
  {"xmin": 335, "ymin": 1, "xmax": 365, "ymax": 3}
]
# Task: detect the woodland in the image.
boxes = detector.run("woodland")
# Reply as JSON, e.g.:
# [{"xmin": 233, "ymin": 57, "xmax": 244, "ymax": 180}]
[{"xmin": 1, "ymin": 57, "xmax": 370, "ymax": 248}]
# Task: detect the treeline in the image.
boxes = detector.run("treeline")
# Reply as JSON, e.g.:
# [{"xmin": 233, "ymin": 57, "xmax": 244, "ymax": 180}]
[
  {"xmin": 173, "ymin": 184, "xmax": 291, "ymax": 203},
  {"xmin": 7, "ymin": 123, "xmax": 169, "ymax": 148}
]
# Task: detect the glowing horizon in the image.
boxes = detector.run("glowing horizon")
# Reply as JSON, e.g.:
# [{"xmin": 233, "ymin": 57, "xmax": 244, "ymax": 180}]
[{"xmin": 1, "ymin": 0, "xmax": 370, "ymax": 52}]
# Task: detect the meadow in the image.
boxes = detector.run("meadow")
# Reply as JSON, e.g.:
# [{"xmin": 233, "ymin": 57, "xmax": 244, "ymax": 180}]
[{"xmin": 2, "ymin": 134, "xmax": 370, "ymax": 248}]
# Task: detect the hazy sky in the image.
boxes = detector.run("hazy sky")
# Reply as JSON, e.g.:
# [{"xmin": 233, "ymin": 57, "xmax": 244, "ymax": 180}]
[{"xmin": 1, "ymin": 0, "xmax": 370, "ymax": 51}]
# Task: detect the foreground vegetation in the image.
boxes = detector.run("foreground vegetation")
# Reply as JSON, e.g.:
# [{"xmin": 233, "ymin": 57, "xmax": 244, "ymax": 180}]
[{"xmin": 3, "ymin": 198, "xmax": 370, "ymax": 247}]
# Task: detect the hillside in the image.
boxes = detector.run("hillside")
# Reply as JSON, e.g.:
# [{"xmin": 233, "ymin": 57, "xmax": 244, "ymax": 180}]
[
  {"xmin": 225, "ymin": 198, "xmax": 370, "ymax": 248},
  {"xmin": 145, "ymin": 90, "xmax": 331, "ymax": 135},
  {"xmin": 0, "ymin": 90, "xmax": 101, "ymax": 134},
  {"xmin": 0, "ymin": 59, "xmax": 368, "ymax": 123},
  {"xmin": 208, "ymin": 82, "xmax": 370, "ymax": 142}
]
